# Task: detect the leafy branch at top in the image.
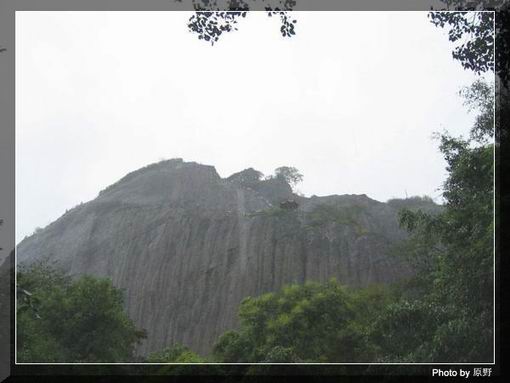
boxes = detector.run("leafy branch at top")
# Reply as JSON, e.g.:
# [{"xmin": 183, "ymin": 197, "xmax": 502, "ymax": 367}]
[
  {"xmin": 183, "ymin": 0, "xmax": 297, "ymax": 45},
  {"xmin": 429, "ymin": 11, "xmax": 494, "ymax": 75}
]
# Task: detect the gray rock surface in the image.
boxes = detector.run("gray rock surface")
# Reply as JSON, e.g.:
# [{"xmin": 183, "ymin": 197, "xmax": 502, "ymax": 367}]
[{"xmin": 16, "ymin": 159, "xmax": 436, "ymax": 357}]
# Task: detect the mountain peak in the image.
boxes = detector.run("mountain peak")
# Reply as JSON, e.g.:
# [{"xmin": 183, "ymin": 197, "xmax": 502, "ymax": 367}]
[{"xmin": 17, "ymin": 159, "xmax": 419, "ymax": 356}]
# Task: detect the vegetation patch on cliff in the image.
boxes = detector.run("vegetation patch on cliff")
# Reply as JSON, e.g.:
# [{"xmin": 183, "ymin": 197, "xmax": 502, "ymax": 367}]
[{"xmin": 305, "ymin": 204, "xmax": 369, "ymax": 236}]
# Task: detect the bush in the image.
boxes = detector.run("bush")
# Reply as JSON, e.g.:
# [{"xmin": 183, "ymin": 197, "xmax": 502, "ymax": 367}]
[{"xmin": 17, "ymin": 263, "xmax": 146, "ymax": 362}]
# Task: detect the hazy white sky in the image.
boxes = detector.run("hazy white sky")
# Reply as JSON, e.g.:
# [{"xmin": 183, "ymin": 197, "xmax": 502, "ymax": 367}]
[{"xmin": 16, "ymin": 11, "xmax": 488, "ymax": 241}]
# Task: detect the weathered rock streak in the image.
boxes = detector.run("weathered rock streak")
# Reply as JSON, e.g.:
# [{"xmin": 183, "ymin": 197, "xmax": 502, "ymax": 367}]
[{"xmin": 17, "ymin": 159, "xmax": 418, "ymax": 356}]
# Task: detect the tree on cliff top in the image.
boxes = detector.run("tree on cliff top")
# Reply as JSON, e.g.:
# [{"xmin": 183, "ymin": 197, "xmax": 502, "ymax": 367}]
[{"xmin": 273, "ymin": 166, "xmax": 303, "ymax": 188}]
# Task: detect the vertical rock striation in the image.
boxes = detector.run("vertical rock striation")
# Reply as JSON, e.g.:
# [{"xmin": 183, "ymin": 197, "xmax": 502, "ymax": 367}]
[{"xmin": 16, "ymin": 159, "xmax": 434, "ymax": 356}]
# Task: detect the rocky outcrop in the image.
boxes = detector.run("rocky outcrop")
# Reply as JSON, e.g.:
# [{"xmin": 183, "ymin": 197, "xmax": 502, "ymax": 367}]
[{"xmin": 16, "ymin": 159, "xmax": 437, "ymax": 357}]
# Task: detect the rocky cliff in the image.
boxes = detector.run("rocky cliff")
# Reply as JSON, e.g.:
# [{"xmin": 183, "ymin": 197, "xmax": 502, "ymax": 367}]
[{"xmin": 16, "ymin": 159, "xmax": 435, "ymax": 357}]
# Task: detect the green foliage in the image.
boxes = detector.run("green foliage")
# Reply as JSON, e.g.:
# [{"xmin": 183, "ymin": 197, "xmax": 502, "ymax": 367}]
[
  {"xmin": 186, "ymin": 2, "xmax": 297, "ymax": 45},
  {"xmin": 387, "ymin": 195, "xmax": 441, "ymax": 214},
  {"xmin": 147, "ymin": 343, "xmax": 205, "ymax": 363},
  {"xmin": 431, "ymin": 1, "xmax": 509, "ymax": 86},
  {"xmin": 371, "ymin": 299, "xmax": 444, "ymax": 362},
  {"xmin": 306, "ymin": 204, "xmax": 367, "ymax": 236},
  {"xmin": 17, "ymin": 261, "xmax": 70, "ymax": 294},
  {"xmin": 429, "ymin": 11, "xmax": 494, "ymax": 75},
  {"xmin": 147, "ymin": 343, "xmax": 227, "ymax": 375},
  {"xmin": 17, "ymin": 263, "xmax": 146, "ymax": 363},
  {"xmin": 246, "ymin": 206, "xmax": 295, "ymax": 218},
  {"xmin": 0, "ymin": 253, "xmax": 11, "ymax": 376},
  {"xmin": 460, "ymin": 79, "xmax": 494, "ymax": 142},
  {"xmin": 213, "ymin": 280, "xmax": 382, "ymax": 363},
  {"xmin": 273, "ymin": 166, "xmax": 303, "ymax": 187},
  {"xmin": 372, "ymin": 79, "xmax": 494, "ymax": 362}
]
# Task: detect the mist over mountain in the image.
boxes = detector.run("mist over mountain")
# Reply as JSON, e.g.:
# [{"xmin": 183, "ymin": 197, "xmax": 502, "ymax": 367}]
[{"xmin": 16, "ymin": 159, "xmax": 439, "ymax": 356}]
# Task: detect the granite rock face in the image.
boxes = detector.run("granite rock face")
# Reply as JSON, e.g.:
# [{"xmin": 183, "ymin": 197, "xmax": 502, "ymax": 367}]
[{"xmin": 17, "ymin": 159, "xmax": 430, "ymax": 357}]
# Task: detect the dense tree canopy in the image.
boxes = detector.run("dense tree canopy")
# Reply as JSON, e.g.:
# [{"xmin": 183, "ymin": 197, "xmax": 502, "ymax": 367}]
[
  {"xmin": 146, "ymin": 343, "xmax": 229, "ymax": 375},
  {"xmin": 212, "ymin": 280, "xmax": 393, "ymax": 363},
  {"xmin": 17, "ymin": 263, "xmax": 146, "ymax": 363},
  {"xmin": 373, "ymin": 79, "xmax": 494, "ymax": 362},
  {"xmin": 147, "ymin": 343, "xmax": 205, "ymax": 363}
]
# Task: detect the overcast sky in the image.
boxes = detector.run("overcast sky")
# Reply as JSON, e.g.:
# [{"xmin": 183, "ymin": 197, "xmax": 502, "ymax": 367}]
[{"xmin": 16, "ymin": 11, "xmax": 489, "ymax": 241}]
